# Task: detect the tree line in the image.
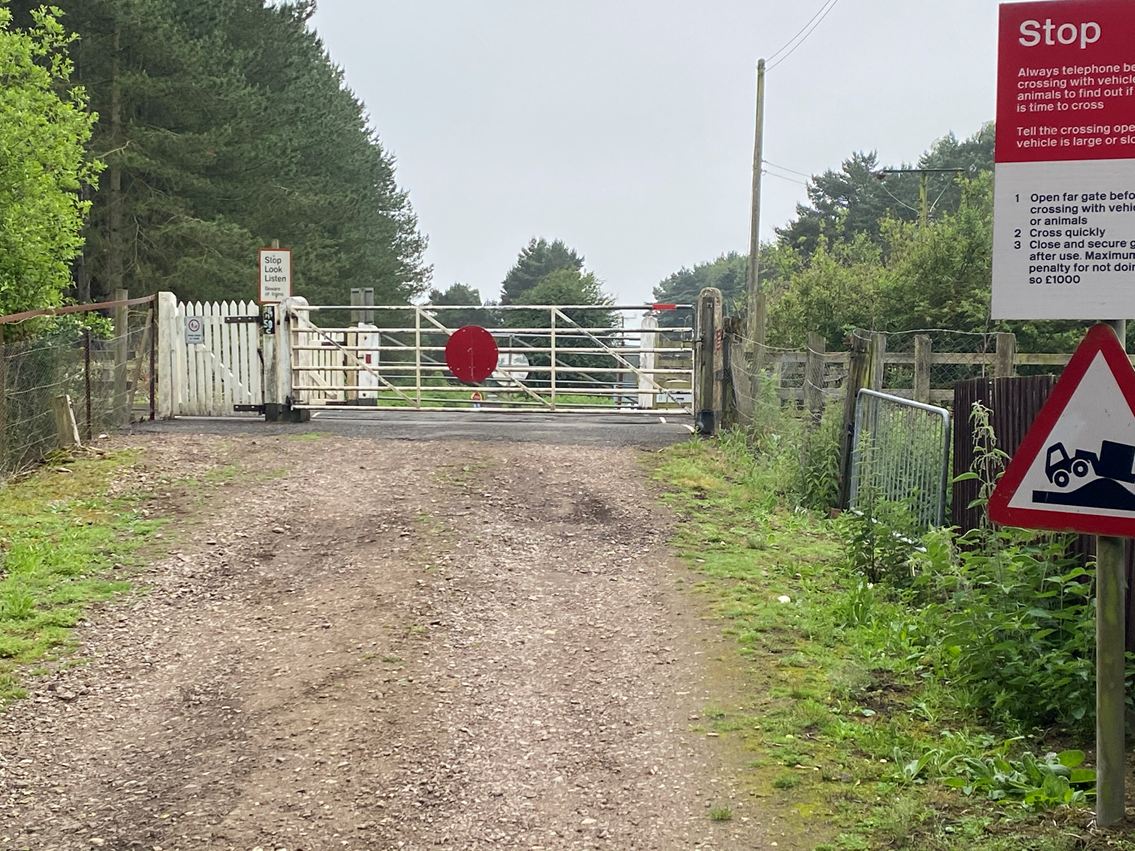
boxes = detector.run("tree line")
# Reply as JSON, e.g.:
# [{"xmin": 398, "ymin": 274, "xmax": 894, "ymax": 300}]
[
  {"xmin": 0, "ymin": 0, "xmax": 427, "ymax": 317},
  {"xmin": 653, "ymin": 124, "xmax": 1089, "ymax": 353}
]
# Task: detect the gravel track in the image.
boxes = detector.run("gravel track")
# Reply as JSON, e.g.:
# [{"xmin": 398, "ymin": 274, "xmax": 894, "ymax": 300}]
[{"xmin": 0, "ymin": 433, "xmax": 771, "ymax": 850}]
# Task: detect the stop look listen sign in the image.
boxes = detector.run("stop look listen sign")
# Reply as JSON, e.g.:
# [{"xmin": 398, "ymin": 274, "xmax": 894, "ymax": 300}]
[{"xmin": 992, "ymin": 0, "xmax": 1135, "ymax": 319}]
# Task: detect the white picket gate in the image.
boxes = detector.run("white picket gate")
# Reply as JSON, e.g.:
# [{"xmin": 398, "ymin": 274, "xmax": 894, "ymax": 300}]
[{"xmin": 158, "ymin": 297, "xmax": 262, "ymax": 416}]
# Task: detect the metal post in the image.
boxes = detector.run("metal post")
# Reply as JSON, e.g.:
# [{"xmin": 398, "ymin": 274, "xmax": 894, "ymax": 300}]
[
  {"xmin": 414, "ymin": 306, "xmax": 422, "ymax": 409},
  {"xmin": 1097, "ymin": 318, "xmax": 1127, "ymax": 828},
  {"xmin": 550, "ymin": 310, "xmax": 557, "ymax": 411}
]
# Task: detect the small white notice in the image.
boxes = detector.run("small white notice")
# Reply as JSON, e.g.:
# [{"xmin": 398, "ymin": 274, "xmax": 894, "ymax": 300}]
[
  {"xmin": 259, "ymin": 248, "xmax": 292, "ymax": 304},
  {"xmin": 186, "ymin": 316, "xmax": 204, "ymax": 345}
]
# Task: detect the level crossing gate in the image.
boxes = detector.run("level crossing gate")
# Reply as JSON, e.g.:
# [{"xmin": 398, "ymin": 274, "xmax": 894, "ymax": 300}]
[
  {"xmin": 279, "ymin": 301, "xmax": 695, "ymax": 415},
  {"xmin": 157, "ymin": 295, "xmax": 263, "ymax": 417}
]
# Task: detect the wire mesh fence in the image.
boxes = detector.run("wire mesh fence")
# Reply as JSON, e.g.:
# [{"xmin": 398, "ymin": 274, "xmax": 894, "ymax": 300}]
[
  {"xmin": 0, "ymin": 303, "xmax": 154, "ymax": 477},
  {"xmin": 882, "ymin": 330, "xmax": 1000, "ymax": 398}
]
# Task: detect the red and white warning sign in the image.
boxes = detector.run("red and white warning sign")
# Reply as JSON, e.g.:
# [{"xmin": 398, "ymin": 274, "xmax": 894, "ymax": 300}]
[
  {"xmin": 989, "ymin": 323, "xmax": 1135, "ymax": 535},
  {"xmin": 992, "ymin": 0, "xmax": 1135, "ymax": 320}
]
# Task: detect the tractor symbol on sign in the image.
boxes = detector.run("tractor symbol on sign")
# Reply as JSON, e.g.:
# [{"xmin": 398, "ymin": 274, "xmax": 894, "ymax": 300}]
[{"xmin": 1045, "ymin": 441, "xmax": 1135, "ymax": 488}]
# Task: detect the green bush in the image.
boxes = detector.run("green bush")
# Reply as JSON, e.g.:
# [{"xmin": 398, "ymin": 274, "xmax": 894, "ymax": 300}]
[{"xmin": 910, "ymin": 527, "xmax": 1096, "ymax": 733}]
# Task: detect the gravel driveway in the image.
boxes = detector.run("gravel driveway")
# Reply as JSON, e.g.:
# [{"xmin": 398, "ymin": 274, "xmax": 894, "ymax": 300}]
[{"xmin": 0, "ymin": 431, "xmax": 776, "ymax": 850}]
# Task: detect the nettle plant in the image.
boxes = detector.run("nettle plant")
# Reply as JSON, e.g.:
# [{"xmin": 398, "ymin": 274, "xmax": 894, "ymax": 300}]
[{"xmin": 839, "ymin": 402, "xmax": 1105, "ymax": 736}]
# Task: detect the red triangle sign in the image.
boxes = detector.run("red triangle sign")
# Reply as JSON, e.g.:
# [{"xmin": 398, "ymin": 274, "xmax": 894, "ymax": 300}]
[{"xmin": 989, "ymin": 324, "xmax": 1135, "ymax": 536}]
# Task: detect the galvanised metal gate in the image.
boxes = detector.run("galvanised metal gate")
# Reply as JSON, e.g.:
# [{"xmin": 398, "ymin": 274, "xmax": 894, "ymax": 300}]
[
  {"xmin": 849, "ymin": 389, "xmax": 952, "ymax": 528},
  {"xmin": 281, "ymin": 302, "xmax": 694, "ymax": 413}
]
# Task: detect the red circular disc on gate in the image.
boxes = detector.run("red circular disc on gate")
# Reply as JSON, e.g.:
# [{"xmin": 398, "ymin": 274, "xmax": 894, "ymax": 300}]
[{"xmin": 445, "ymin": 325, "xmax": 499, "ymax": 384}]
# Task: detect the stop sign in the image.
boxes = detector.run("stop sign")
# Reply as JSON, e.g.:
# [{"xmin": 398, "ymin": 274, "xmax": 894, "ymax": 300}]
[{"xmin": 445, "ymin": 325, "xmax": 498, "ymax": 384}]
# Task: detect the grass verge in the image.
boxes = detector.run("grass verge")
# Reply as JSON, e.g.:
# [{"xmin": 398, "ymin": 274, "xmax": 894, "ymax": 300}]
[
  {"xmin": 0, "ymin": 451, "xmax": 166, "ymax": 703},
  {"xmin": 651, "ymin": 436, "xmax": 1135, "ymax": 851}
]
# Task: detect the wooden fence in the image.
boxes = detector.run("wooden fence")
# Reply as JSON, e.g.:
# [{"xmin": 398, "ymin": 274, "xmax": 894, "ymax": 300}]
[{"xmin": 762, "ymin": 331, "xmax": 1079, "ymax": 408}]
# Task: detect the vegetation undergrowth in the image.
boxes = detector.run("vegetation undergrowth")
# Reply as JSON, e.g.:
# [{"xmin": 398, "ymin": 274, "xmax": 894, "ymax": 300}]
[
  {"xmin": 0, "ymin": 451, "xmax": 165, "ymax": 703},
  {"xmin": 651, "ymin": 422, "xmax": 1135, "ymax": 851}
]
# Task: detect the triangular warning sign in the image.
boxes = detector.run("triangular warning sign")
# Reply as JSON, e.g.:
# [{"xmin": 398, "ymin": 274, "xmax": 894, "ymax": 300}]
[{"xmin": 989, "ymin": 324, "xmax": 1135, "ymax": 536}]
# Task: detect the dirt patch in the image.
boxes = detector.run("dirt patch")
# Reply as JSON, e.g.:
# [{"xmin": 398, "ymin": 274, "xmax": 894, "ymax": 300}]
[{"xmin": 0, "ymin": 433, "xmax": 793, "ymax": 850}]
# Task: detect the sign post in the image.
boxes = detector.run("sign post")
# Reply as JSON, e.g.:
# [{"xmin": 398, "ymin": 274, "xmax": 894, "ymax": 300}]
[
  {"xmin": 1099, "ymin": 319, "xmax": 1126, "ymax": 827},
  {"xmin": 993, "ymin": 1, "xmax": 1135, "ymax": 825},
  {"xmin": 988, "ymin": 322, "xmax": 1134, "ymax": 824}
]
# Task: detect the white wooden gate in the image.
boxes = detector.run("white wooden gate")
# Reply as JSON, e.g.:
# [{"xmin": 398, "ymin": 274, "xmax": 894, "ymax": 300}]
[{"xmin": 160, "ymin": 298, "xmax": 262, "ymax": 416}]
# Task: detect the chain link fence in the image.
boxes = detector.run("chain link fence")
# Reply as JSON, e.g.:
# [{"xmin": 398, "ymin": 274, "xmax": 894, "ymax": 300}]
[
  {"xmin": 882, "ymin": 330, "xmax": 999, "ymax": 398},
  {"xmin": 0, "ymin": 302, "xmax": 155, "ymax": 477}
]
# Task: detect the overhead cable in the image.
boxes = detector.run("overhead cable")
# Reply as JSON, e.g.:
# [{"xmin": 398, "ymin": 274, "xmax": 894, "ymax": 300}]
[
  {"xmin": 763, "ymin": 169, "xmax": 810, "ymax": 188},
  {"xmin": 767, "ymin": 0, "xmax": 843, "ymax": 71},
  {"xmin": 763, "ymin": 160, "xmax": 814, "ymax": 180}
]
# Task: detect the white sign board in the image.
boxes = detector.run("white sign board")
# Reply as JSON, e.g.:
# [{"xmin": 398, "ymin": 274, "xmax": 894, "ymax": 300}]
[
  {"xmin": 259, "ymin": 248, "xmax": 292, "ymax": 304},
  {"xmin": 991, "ymin": 0, "xmax": 1135, "ymax": 319},
  {"xmin": 185, "ymin": 316, "xmax": 204, "ymax": 345}
]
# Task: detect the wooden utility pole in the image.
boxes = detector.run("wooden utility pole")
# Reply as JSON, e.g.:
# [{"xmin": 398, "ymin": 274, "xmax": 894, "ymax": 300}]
[{"xmin": 745, "ymin": 59, "xmax": 766, "ymax": 354}]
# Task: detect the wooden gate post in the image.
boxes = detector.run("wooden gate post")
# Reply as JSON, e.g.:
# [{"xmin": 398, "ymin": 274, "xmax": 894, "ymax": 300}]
[
  {"xmin": 914, "ymin": 335, "xmax": 932, "ymax": 404},
  {"xmin": 694, "ymin": 287, "xmax": 723, "ymax": 435},
  {"xmin": 870, "ymin": 332, "xmax": 887, "ymax": 392},
  {"xmin": 838, "ymin": 332, "xmax": 875, "ymax": 508},
  {"xmin": 52, "ymin": 395, "xmax": 81, "ymax": 448},
  {"xmin": 113, "ymin": 289, "xmax": 129, "ymax": 424},
  {"xmin": 804, "ymin": 331, "xmax": 825, "ymax": 427},
  {"xmin": 155, "ymin": 292, "xmax": 177, "ymax": 419},
  {"xmin": 995, "ymin": 332, "xmax": 1017, "ymax": 378},
  {"xmin": 721, "ymin": 316, "xmax": 741, "ymax": 428}
]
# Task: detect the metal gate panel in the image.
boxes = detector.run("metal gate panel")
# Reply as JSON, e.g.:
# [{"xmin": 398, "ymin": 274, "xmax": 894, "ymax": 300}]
[
  {"xmin": 849, "ymin": 389, "xmax": 952, "ymax": 528},
  {"xmin": 283, "ymin": 303, "xmax": 694, "ymax": 414}
]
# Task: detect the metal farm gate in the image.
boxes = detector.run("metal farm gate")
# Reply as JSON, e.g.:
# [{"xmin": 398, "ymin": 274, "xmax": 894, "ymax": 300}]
[{"xmin": 280, "ymin": 302, "xmax": 694, "ymax": 414}]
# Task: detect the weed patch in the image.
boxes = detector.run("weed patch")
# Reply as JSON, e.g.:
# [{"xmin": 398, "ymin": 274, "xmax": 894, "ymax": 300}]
[{"xmin": 650, "ymin": 436, "xmax": 1135, "ymax": 851}]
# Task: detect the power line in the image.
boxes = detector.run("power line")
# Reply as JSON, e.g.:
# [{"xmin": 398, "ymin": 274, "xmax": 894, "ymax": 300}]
[
  {"xmin": 766, "ymin": 0, "xmax": 837, "ymax": 64},
  {"xmin": 768, "ymin": 0, "xmax": 843, "ymax": 71},
  {"xmin": 763, "ymin": 160, "xmax": 814, "ymax": 180},
  {"xmin": 877, "ymin": 179, "xmax": 920, "ymax": 215},
  {"xmin": 762, "ymin": 169, "xmax": 810, "ymax": 188}
]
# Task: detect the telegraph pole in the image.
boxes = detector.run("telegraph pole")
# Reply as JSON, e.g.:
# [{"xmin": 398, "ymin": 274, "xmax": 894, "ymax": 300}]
[
  {"xmin": 876, "ymin": 167, "xmax": 969, "ymax": 233},
  {"xmin": 745, "ymin": 59, "xmax": 766, "ymax": 355}
]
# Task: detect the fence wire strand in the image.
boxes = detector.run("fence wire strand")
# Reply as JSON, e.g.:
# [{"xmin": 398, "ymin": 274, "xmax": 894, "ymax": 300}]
[{"xmin": 0, "ymin": 306, "xmax": 153, "ymax": 477}]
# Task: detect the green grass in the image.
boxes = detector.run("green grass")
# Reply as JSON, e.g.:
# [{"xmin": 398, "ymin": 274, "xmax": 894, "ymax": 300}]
[
  {"xmin": 650, "ymin": 436, "xmax": 1135, "ymax": 851},
  {"xmin": 0, "ymin": 453, "xmax": 166, "ymax": 702}
]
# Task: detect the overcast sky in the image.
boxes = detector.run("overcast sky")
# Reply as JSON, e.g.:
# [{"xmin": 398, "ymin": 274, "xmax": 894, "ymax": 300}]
[{"xmin": 309, "ymin": 0, "xmax": 1002, "ymax": 304}]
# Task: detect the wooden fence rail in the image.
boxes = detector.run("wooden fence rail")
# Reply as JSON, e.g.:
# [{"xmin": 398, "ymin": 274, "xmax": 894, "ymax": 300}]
[{"xmin": 759, "ymin": 331, "xmax": 1083, "ymax": 407}]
